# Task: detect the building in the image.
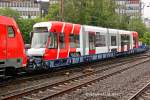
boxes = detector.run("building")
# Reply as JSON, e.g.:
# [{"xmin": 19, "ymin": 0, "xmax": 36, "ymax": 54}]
[
  {"xmin": 144, "ymin": 18, "xmax": 150, "ymax": 31},
  {"xmin": 0, "ymin": 0, "xmax": 46, "ymax": 18},
  {"xmin": 115, "ymin": 0, "xmax": 141, "ymax": 19},
  {"xmin": 49, "ymin": 0, "xmax": 59, "ymax": 5},
  {"xmin": 0, "ymin": 0, "xmax": 41, "ymax": 18}
]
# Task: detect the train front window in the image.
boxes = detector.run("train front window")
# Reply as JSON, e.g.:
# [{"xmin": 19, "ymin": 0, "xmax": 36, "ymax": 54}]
[
  {"xmin": 31, "ymin": 27, "xmax": 49, "ymax": 48},
  {"xmin": 31, "ymin": 32, "xmax": 49, "ymax": 48}
]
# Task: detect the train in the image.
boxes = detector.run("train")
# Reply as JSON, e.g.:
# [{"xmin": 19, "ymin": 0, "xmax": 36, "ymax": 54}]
[
  {"xmin": 0, "ymin": 16, "xmax": 147, "ymax": 78},
  {"xmin": 27, "ymin": 21, "xmax": 145, "ymax": 69},
  {"xmin": 0, "ymin": 16, "xmax": 27, "ymax": 77}
]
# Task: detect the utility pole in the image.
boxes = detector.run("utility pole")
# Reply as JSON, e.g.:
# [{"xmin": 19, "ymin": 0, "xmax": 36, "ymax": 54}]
[{"xmin": 60, "ymin": 0, "xmax": 64, "ymax": 21}]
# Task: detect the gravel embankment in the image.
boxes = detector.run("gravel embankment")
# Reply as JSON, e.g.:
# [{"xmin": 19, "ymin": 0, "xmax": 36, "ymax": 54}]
[
  {"xmin": 0, "ymin": 55, "xmax": 149, "ymax": 100},
  {"xmin": 51, "ymin": 59, "xmax": 150, "ymax": 100}
]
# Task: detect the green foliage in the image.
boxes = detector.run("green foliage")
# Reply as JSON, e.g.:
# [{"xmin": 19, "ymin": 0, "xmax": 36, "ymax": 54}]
[
  {"xmin": 142, "ymin": 32, "xmax": 150, "ymax": 45},
  {"xmin": 0, "ymin": 8, "xmax": 20, "ymax": 23},
  {"xmin": 45, "ymin": 4, "xmax": 60, "ymax": 21},
  {"xmin": 46, "ymin": 0, "xmax": 125, "ymax": 29},
  {"xmin": 47, "ymin": 0, "xmax": 147, "ymax": 31},
  {"xmin": 127, "ymin": 18, "xmax": 148, "ymax": 38},
  {"xmin": 18, "ymin": 19, "xmax": 34, "ymax": 43},
  {"xmin": 92, "ymin": 0, "xmax": 118, "ymax": 28}
]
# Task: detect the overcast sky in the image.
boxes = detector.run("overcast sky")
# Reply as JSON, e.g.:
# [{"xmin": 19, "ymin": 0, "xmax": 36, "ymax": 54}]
[
  {"xmin": 142, "ymin": 0, "xmax": 150, "ymax": 18},
  {"xmin": 37, "ymin": 0, "xmax": 49, "ymax": 2}
]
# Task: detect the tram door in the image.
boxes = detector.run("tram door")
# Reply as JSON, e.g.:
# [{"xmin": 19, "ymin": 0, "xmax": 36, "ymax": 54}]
[
  {"xmin": 89, "ymin": 32, "xmax": 95, "ymax": 55},
  {"xmin": 121, "ymin": 34, "xmax": 130, "ymax": 52}
]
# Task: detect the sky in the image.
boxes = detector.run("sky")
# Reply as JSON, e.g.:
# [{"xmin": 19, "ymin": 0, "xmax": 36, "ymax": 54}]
[
  {"xmin": 36, "ymin": 0, "xmax": 49, "ymax": 2},
  {"xmin": 142, "ymin": 0, "xmax": 150, "ymax": 18}
]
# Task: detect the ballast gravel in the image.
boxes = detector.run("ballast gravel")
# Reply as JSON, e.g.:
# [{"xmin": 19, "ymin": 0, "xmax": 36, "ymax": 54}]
[{"xmin": 51, "ymin": 59, "xmax": 150, "ymax": 100}]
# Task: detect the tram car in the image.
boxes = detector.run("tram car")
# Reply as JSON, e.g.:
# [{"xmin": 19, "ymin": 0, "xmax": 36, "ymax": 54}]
[{"xmin": 27, "ymin": 21, "xmax": 139, "ymax": 69}]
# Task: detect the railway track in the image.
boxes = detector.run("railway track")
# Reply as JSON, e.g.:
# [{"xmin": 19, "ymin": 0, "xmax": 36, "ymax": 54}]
[
  {"xmin": 1, "ymin": 53, "xmax": 149, "ymax": 84},
  {"xmin": 128, "ymin": 82, "xmax": 150, "ymax": 100},
  {"xmin": 0, "ymin": 54, "xmax": 148, "ymax": 97},
  {"xmin": 1, "ymin": 55, "xmax": 150, "ymax": 100},
  {"xmin": 0, "ymin": 54, "xmax": 146, "ymax": 88},
  {"xmin": 0, "ymin": 57, "xmax": 122, "ymax": 87}
]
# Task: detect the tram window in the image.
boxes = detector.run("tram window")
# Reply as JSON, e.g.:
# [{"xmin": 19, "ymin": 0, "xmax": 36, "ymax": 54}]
[
  {"xmin": 111, "ymin": 36, "xmax": 117, "ymax": 46},
  {"xmin": 95, "ymin": 32, "xmax": 100, "ymax": 47},
  {"xmin": 54, "ymin": 34, "xmax": 58, "ymax": 48},
  {"xmin": 34, "ymin": 27, "xmax": 48, "ymax": 33},
  {"xmin": 121, "ymin": 35, "xmax": 130, "ymax": 45},
  {"xmin": 75, "ymin": 34, "xmax": 80, "ymax": 48},
  {"xmin": 89, "ymin": 33, "xmax": 95, "ymax": 49},
  {"xmin": 48, "ymin": 33, "xmax": 58, "ymax": 49},
  {"xmin": 59, "ymin": 33, "xmax": 65, "ymax": 48},
  {"xmin": 70, "ymin": 34, "xmax": 80, "ymax": 48},
  {"xmin": 70, "ymin": 34, "xmax": 75, "ymax": 48},
  {"xmin": 95, "ymin": 32, "xmax": 106, "ymax": 47}
]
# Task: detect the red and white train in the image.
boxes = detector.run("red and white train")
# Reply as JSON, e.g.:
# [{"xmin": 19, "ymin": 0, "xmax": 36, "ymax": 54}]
[
  {"xmin": 28, "ymin": 21, "xmax": 138, "ymax": 59},
  {"xmin": 27, "ymin": 21, "xmax": 140, "ymax": 69},
  {"xmin": 0, "ymin": 16, "xmax": 142, "ymax": 77}
]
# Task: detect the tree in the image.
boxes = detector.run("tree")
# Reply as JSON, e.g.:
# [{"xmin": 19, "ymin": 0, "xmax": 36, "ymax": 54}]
[
  {"xmin": 142, "ymin": 32, "xmax": 150, "ymax": 45},
  {"xmin": 18, "ymin": 19, "xmax": 34, "ymax": 43},
  {"xmin": 46, "ymin": 0, "xmax": 148, "ymax": 39},
  {"xmin": 45, "ymin": 4, "xmax": 60, "ymax": 21},
  {"xmin": 62, "ymin": 0, "xmax": 119, "ymax": 28},
  {"xmin": 127, "ymin": 18, "xmax": 148, "ymax": 39},
  {"xmin": 0, "ymin": 8, "xmax": 20, "ymax": 23}
]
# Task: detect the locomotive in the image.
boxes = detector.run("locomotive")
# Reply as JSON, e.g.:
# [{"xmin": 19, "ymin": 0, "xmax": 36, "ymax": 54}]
[
  {"xmin": 0, "ymin": 16, "xmax": 27, "ymax": 77},
  {"xmin": 0, "ymin": 16, "xmax": 146, "ymax": 78}
]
